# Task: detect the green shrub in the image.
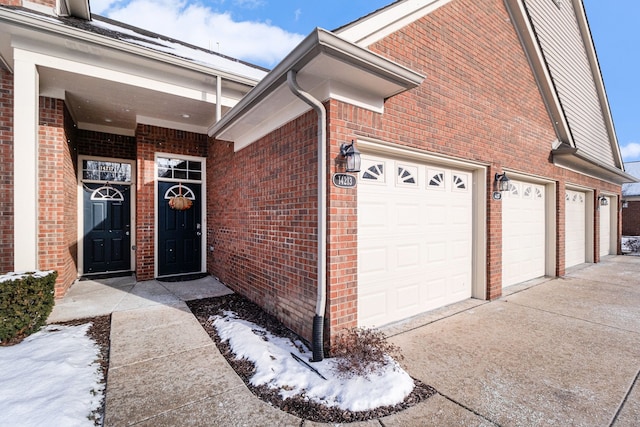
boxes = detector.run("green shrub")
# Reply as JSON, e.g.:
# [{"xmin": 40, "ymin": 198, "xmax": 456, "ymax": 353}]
[
  {"xmin": 0, "ymin": 271, "xmax": 57, "ymax": 345},
  {"xmin": 331, "ymin": 327, "xmax": 404, "ymax": 378}
]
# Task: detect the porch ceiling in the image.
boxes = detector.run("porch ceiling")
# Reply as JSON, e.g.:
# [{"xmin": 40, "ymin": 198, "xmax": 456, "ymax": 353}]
[{"xmin": 39, "ymin": 66, "xmax": 223, "ymax": 136}]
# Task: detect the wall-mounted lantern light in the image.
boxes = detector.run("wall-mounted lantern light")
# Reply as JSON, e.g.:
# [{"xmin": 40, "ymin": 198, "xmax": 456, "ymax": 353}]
[
  {"xmin": 495, "ymin": 172, "xmax": 510, "ymax": 192},
  {"xmin": 622, "ymin": 200, "xmax": 629, "ymax": 209},
  {"xmin": 340, "ymin": 140, "xmax": 361, "ymax": 173},
  {"xmin": 599, "ymin": 195, "xmax": 609, "ymax": 206}
]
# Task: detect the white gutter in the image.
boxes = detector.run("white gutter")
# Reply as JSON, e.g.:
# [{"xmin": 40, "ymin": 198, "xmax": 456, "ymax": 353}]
[{"xmin": 286, "ymin": 70, "xmax": 327, "ymax": 362}]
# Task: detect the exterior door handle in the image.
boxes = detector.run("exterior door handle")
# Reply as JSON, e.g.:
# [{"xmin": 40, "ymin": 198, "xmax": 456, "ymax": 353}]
[
  {"xmin": 196, "ymin": 232, "xmax": 202, "ymax": 236},
  {"xmin": 125, "ymin": 231, "xmax": 130, "ymax": 236}
]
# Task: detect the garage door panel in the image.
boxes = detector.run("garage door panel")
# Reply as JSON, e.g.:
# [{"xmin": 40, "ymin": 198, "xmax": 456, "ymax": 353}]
[
  {"xmin": 397, "ymin": 243, "xmax": 421, "ymax": 269},
  {"xmin": 359, "ymin": 247, "xmax": 388, "ymax": 275},
  {"xmin": 359, "ymin": 202, "xmax": 388, "ymax": 229},
  {"xmin": 358, "ymin": 156, "xmax": 473, "ymax": 327},
  {"xmin": 565, "ymin": 190, "xmax": 586, "ymax": 268},
  {"xmin": 502, "ymin": 181, "xmax": 546, "ymax": 287}
]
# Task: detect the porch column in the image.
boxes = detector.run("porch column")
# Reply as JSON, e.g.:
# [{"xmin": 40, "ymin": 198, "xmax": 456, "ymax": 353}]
[{"xmin": 13, "ymin": 51, "xmax": 39, "ymax": 271}]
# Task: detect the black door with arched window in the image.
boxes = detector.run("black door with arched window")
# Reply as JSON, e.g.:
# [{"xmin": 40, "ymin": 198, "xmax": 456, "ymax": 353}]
[
  {"xmin": 83, "ymin": 183, "xmax": 131, "ymax": 274},
  {"xmin": 157, "ymin": 181, "xmax": 202, "ymax": 276}
]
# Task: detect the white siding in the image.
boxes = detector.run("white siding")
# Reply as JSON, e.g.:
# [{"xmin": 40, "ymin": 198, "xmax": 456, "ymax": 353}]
[{"xmin": 524, "ymin": 0, "xmax": 615, "ymax": 166}]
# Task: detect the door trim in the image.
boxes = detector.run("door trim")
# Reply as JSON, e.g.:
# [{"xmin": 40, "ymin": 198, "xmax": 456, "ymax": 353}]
[
  {"xmin": 77, "ymin": 155, "xmax": 136, "ymax": 276},
  {"xmin": 154, "ymin": 152, "xmax": 207, "ymax": 278}
]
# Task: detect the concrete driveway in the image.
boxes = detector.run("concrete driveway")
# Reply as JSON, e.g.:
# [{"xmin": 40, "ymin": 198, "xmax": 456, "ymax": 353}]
[{"xmin": 384, "ymin": 256, "xmax": 640, "ymax": 426}]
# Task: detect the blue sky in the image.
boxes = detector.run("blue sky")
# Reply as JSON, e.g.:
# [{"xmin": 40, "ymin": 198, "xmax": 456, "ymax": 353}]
[
  {"xmin": 92, "ymin": 0, "xmax": 637, "ymax": 163},
  {"xmin": 583, "ymin": 0, "xmax": 640, "ymax": 163}
]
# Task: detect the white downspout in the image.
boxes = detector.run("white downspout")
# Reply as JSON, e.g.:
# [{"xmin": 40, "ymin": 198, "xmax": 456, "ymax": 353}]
[{"xmin": 286, "ymin": 70, "xmax": 327, "ymax": 362}]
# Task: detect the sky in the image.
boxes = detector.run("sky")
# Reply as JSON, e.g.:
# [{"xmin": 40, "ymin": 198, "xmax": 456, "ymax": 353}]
[{"xmin": 90, "ymin": 0, "xmax": 639, "ymax": 163}]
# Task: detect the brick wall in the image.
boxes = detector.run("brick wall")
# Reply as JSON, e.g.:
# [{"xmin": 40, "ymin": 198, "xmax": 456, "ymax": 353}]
[
  {"xmin": 38, "ymin": 97, "xmax": 77, "ymax": 296},
  {"xmin": 0, "ymin": 69, "xmax": 13, "ymax": 273},
  {"xmin": 208, "ymin": 112, "xmax": 319, "ymax": 342},
  {"xmin": 76, "ymin": 129, "xmax": 136, "ymax": 160},
  {"xmin": 622, "ymin": 201, "xmax": 640, "ymax": 235},
  {"xmin": 136, "ymin": 124, "xmax": 207, "ymax": 280}
]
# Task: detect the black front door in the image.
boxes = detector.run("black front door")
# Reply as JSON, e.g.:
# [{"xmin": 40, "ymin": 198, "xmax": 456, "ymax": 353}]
[
  {"xmin": 83, "ymin": 183, "xmax": 131, "ymax": 274},
  {"xmin": 158, "ymin": 181, "xmax": 202, "ymax": 276}
]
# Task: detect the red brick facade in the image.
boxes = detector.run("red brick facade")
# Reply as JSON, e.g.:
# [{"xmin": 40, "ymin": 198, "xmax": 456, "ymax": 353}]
[
  {"xmin": 0, "ymin": 0, "xmax": 623, "ymax": 349},
  {"xmin": 208, "ymin": 114, "xmax": 319, "ymax": 340},
  {"xmin": 0, "ymin": 69, "xmax": 13, "ymax": 273},
  {"xmin": 622, "ymin": 201, "xmax": 640, "ymax": 236},
  {"xmin": 207, "ymin": 0, "xmax": 622, "ymax": 346}
]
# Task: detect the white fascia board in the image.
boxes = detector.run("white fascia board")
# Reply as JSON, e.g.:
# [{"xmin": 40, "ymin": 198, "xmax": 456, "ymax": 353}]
[
  {"xmin": 77, "ymin": 121, "xmax": 135, "ymax": 136},
  {"xmin": 13, "ymin": 46, "xmax": 216, "ymax": 105},
  {"xmin": 571, "ymin": 0, "xmax": 624, "ymax": 170},
  {"xmin": 503, "ymin": 0, "xmax": 574, "ymax": 147},
  {"xmin": 137, "ymin": 115, "xmax": 209, "ymax": 135},
  {"xmin": 336, "ymin": 0, "xmax": 452, "ymax": 47}
]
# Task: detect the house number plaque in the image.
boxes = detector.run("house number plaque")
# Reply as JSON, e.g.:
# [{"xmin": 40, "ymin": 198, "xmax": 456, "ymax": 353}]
[{"xmin": 332, "ymin": 173, "xmax": 357, "ymax": 189}]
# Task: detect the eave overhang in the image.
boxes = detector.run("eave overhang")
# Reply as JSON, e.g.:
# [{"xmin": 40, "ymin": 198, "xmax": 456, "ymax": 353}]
[
  {"xmin": 209, "ymin": 27, "xmax": 425, "ymax": 151},
  {"xmin": 552, "ymin": 146, "xmax": 637, "ymax": 185}
]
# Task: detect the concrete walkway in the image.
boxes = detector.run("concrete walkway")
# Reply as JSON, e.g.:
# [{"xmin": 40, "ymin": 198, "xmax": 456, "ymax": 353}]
[{"xmin": 48, "ymin": 256, "xmax": 640, "ymax": 426}]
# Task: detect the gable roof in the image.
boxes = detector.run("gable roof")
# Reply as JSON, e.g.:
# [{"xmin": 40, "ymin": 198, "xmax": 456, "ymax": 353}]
[{"xmin": 336, "ymin": 0, "xmax": 632, "ymax": 184}]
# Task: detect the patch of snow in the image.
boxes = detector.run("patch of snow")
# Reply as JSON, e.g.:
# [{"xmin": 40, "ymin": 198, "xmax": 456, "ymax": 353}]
[
  {"xmin": 0, "ymin": 324, "xmax": 104, "ymax": 426},
  {"xmin": 211, "ymin": 311, "xmax": 414, "ymax": 412},
  {"xmin": 0, "ymin": 270, "xmax": 55, "ymax": 284}
]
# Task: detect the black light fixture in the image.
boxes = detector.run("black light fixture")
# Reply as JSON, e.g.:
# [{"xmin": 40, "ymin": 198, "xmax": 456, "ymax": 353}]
[
  {"xmin": 623, "ymin": 200, "xmax": 629, "ymax": 209},
  {"xmin": 599, "ymin": 195, "xmax": 609, "ymax": 206},
  {"xmin": 340, "ymin": 140, "xmax": 361, "ymax": 173},
  {"xmin": 495, "ymin": 172, "xmax": 510, "ymax": 192}
]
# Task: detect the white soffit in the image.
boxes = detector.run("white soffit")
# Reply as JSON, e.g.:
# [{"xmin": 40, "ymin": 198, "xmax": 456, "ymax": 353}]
[
  {"xmin": 211, "ymin": 28, "xmax": 424, "ymax": 151},
  {"xmin": 336, "ymin": 0, "xmax": 452, "ymax": 47}
]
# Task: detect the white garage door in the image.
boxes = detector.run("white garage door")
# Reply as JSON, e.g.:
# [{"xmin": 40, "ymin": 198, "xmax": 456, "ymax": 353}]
[
  {"xmin": 565, "ymin": 190, "xmax": 587, "ymax": 268},
  {"xmin": 357, "ymin": 155, "xmax": 473, "ymax": 328},
  {"xmin": 600, "ymin": 197, "xmax": 611, "ymax": 257},
  {"xmin": 502, "ymin": 180, "xmax": 546, "ymax": 287}
]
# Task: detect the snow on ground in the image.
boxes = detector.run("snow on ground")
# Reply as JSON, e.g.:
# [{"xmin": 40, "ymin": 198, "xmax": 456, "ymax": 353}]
[
  {"xmin": 211, "ymin": 311, "xmax": 414, "ymax": 412},
  {"xmin": 0, "ymin": 323, "xmax": 104, "ymax": 427},
  {"xmin": 622, "ymin": 236, "xmax": 640, "ymax": 254}
]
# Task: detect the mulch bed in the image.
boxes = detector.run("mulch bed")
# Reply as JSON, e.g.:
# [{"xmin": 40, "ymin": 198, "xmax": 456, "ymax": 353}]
[{"xmin": 187, "ymin": 294, "xmax": 436, "ymax": 424}]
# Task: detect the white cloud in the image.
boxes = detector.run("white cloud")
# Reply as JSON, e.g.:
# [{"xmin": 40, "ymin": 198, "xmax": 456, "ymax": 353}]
[
  {"xmin": 91, "ymin": 0, "xmax": 303, "ymax": 67},
  {"xmin": 621, "ymin": 142, "xmax": 640, "ymax": 161},
  {"xmin": 294, "ymin": 8, "xmax": 301, "ymax": 22}
]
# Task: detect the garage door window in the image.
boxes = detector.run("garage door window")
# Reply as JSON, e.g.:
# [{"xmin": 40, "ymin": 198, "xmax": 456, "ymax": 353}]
[
  {"xmin": 427, "ymin": 170, "xmax": 445, "ymax": 189},
  {"xmin": 362, "ymin": 163, "xmax": 385, "ymax": 182},
  {"xmin": 397, "ymin": 165, "xmax": 418, "ymax": 186},
  {"xmin": 452, "ymin": 174, "xmax": 468, "ymax": 190}
]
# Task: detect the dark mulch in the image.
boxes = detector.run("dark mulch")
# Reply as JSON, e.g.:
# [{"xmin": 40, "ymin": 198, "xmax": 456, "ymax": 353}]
[
  {"xmin": 57, "ymin": 315, "xmax": 111, "ymax": 426},
  {"xmin": 187, "ymin": 294, "xmax": 436, "ymax": 424}
]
